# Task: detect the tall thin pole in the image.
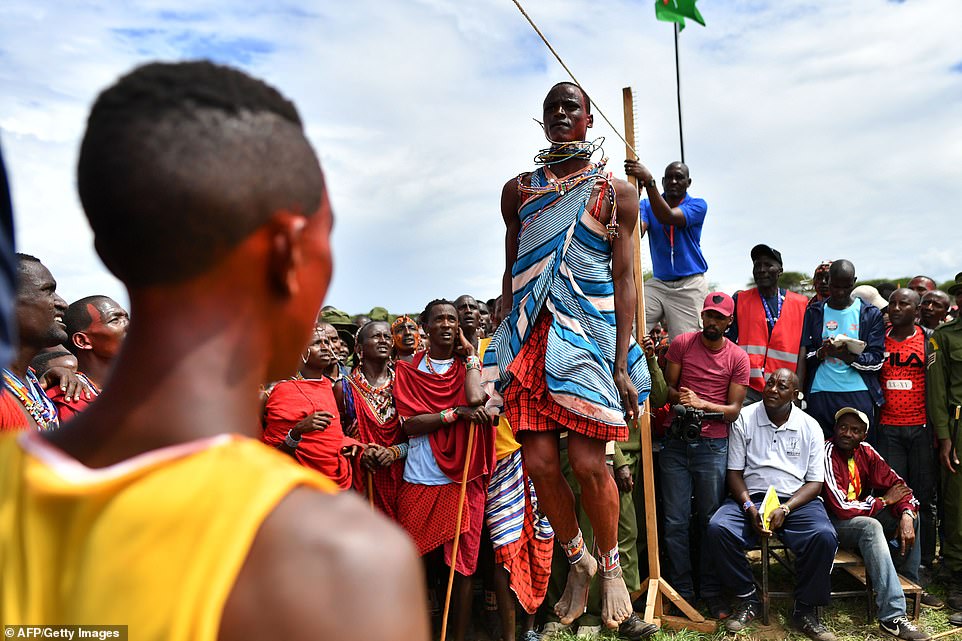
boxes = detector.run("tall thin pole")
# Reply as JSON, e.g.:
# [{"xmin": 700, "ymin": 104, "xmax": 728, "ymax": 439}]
[{"xmin": 673, "ymin": 23, "xmax": 685, "ymax": 163}]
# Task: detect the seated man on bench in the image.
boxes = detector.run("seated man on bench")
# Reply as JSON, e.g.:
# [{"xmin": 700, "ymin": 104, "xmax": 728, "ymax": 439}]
[
  {"xmin": 706, "ymin": 369, "xmax": 838, "ymax": 641},
  {"xmin": 823, "ymin": 407, "xmax": 935, "ymax": 641}
]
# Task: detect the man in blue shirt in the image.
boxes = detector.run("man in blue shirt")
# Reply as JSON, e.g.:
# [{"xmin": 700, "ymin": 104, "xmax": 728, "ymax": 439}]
[
  {"xmin": 797, "ymin": 259, "xmax": 885, "ymax": 438},
  {"xmin": 625, "ymin": 159, "xmax": 708, "ymax": 339}
]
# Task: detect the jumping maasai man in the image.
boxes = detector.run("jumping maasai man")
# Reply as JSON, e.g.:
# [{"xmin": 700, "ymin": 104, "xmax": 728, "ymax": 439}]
[
  {"xmin": 350, "ymin": 320, "xmax": 407, "ymax": 520},
  {"xmin": 483, "ymin": 82, "xmax": 651, "ymax": 630},
  {"xmin": 395, "ymin": 299, "xmax": 496, "ymax": 641}
]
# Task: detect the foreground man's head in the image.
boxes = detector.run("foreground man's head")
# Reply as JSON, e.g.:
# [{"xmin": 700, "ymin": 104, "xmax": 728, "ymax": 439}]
[{"xmin": 78, "ymin": 60, "xmax": 332, "ymax": 380}]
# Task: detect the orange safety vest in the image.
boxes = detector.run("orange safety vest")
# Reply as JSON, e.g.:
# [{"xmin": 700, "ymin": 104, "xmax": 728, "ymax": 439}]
[{"xmin": 736, "ymin": 288, "xmax": 808, "ymax": 392}]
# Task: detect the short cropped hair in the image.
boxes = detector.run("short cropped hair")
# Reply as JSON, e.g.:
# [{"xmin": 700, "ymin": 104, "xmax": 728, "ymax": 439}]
[
  {"xmin": 15, "ymin": 253, "xmax": 42, "ymax": 296},
  {"xmin": 421, "ymin": 299, "xmax": 455, "ymax": 325},
  {"xmin": 78, "ymin": 61, "xmax": 324, "ymax": 287},
  {"xmin": 62, "ymin": 295, "xmax": 109, "ymax": 355}
]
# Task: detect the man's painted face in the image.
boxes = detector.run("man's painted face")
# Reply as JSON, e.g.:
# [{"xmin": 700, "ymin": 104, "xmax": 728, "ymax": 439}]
[
  {"xmin": 79, "ymin": 298, "xmax": 129, "ymax": 360},
  {"xmin": 16, "ymin": 262, "xmax": 68, "ymax": 350},
  {"xmin": 542, "ymin": 84, "xmax": 591, "ymax": 143},
  {"xmin": 392, "ymin": 318, "xmax": 419, "ymax": 353}
]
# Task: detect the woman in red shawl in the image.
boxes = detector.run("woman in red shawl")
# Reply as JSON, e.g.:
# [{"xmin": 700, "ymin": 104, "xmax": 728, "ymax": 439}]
[
  {"xmin": 349, "ymin": 321, "xmax": 406, "ymax": 519},
  {"xmin": 262, "ymin": 326, "xmax": 359, "ymax": 489},
  {"xmin": 394, "ymin": 299, "xmax": 496, "ymax": 641}
]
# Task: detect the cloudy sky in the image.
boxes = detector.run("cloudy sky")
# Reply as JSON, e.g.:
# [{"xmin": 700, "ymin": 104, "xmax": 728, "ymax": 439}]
[{"xmin": 1, "ymin": 0, "xmax": 960, "ymax": 315}]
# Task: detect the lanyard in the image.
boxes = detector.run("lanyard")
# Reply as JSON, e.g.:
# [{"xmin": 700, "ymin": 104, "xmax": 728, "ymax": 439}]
[
  {"xmin": 662, "ymin": 224, "xmax": 675, "ymax": 270},
  {"xmin": 760, "ymin": 289, "xmax": 784, "ymax": 333}
]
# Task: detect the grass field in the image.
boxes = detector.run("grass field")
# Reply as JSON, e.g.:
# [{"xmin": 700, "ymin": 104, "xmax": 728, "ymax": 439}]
[{"xmin": 541, "ymin": 574, "xmax": 959, "ymax": 641}]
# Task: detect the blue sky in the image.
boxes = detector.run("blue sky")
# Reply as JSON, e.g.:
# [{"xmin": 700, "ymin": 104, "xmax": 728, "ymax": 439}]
[{"xmin": 1, "ymin": 0, "xmax": 960, "ymax": 315}]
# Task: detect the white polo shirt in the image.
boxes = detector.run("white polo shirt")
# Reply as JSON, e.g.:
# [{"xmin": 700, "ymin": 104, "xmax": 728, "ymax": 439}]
[{"xmin": 727, "ymin": 402, "xmax": 825, "ymax": 498}]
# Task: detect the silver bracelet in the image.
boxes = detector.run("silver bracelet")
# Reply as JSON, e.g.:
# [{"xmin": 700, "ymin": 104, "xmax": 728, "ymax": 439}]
[{"xmin": 284, "ymin": 429, "xmax": 302, "ymax": 449}]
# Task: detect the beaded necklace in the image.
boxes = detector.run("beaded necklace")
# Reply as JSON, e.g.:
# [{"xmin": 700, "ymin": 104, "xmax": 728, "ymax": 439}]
[
  {"xmin": 424, "ymin": 352, "xmax": 455, "ymax": 376},
  {"xmin": 348, "ymin": 367, "xmax": 395, "ymax": 424},
  {"xmin": 2, "ymin": 367, "xmax": 59, "ymax": 430},
  {"xmin": 517, "ymin": 157, "xmax": 619, "ymax": 240},
  {"xmin": 533, "ymin": 137, "xmax": 604, "ymax": 166}
]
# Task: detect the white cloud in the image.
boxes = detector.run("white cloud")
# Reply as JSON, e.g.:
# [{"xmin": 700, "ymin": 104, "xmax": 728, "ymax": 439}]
[{"xmin": 1, "ymin": 0, "xmax": 960, "ymax": 315}]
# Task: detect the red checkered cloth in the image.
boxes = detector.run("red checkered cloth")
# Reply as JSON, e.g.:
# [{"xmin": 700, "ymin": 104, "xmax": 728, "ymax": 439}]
[
  {"xmin": 397, "ymin": 478, "xmax": 486, "ymax": 576},
  {"xmin": 504, "ymin": 313, "xmax": 627, "ymax": 442}
]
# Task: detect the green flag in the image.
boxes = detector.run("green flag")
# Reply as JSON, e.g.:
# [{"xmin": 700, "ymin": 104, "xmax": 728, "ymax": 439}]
[{"xmin": 654, "ymin": 0, "xmax": 706, "ymax": 31}]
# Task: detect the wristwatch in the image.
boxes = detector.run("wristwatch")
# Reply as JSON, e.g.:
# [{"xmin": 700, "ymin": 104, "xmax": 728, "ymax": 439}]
[{"xmin": 646, "ymin": 178, "xmax": 657, "ymax": 189}]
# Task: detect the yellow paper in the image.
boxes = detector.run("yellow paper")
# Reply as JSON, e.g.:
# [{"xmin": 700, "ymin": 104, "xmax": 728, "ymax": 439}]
[{"xmin": 760, "ymin": 485, "xmax": 781, "ymax": 532}]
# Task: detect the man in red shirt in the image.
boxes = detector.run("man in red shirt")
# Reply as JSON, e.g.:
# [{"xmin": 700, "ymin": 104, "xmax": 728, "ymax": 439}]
[
  {"xmin": 877, "ymin": 288, "xmax": 940, "ymax": 575},
  {"xmin": 661, "ymin": 292, "xmax": 750, "ymax": 614},
  {"xmin": 823, "ymin": 407, "xmax": 933, "ymax": 640}
]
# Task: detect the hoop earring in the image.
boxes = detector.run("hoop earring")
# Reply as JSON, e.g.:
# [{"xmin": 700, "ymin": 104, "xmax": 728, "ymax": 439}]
[{"xmin": 301, "ymin": 350, "xmax": 309, "ymax": 364}]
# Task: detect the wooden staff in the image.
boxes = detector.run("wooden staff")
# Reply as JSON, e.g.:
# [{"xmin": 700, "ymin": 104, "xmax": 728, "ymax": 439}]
[
  {"xmin": 623, "ymin": 86, "xmax": 708, "ymax": 631},
  {"xmin": 366, "ymin": 470, "xmax": 375, "ymax": 508},
  {"xmin": 439, "ymin": 422, "xmax": 477, "ymax": 641}
]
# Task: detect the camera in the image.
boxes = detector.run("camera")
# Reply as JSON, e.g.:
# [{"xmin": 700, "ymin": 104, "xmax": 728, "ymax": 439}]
[{"xmin": 666, "ymin": 404, "xmax": 725, "ymax": 443}]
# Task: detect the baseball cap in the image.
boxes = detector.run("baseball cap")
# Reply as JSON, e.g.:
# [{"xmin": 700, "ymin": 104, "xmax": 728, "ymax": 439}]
[
  {"xmin": 852, "ymin": 285, "xmax": 887, "ymax": 309},
  {"xmin": 750, "ymin": 244, "xmax": 783, "ymax": 266},
  {"xmin": 834, "ymin": 406, "xmax": 869, "ymax": 428},
  {"xmin": 702, "ymin": 292, "xmax": 734, "ymax": 317}
]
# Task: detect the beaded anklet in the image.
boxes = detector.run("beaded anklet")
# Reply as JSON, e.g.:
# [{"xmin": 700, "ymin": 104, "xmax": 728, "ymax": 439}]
[
  {"xmin": 561, "ymin": 530, "xmax": 586, "ymax": 565},
  {"xmin": 597, "ymin": 545, "xmax": 621, "ymax": 577}
]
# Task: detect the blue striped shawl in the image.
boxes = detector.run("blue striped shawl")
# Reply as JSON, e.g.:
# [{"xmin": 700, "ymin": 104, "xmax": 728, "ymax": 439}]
[{"xmin": 482, "ymin": 165, "xmax": 651, "ymax": 426}]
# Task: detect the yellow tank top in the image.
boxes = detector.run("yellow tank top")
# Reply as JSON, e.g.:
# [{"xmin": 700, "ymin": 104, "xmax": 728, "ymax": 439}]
[
  {"xmin": 480, "ymin": 338, "xmax": 522, "ymax": 460},
  {"xmin": 0, "ymin": 432, "xmax": 336, "ymax": 639}
]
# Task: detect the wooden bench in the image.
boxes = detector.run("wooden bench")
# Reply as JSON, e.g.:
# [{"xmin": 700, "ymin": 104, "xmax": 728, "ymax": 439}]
[
  {"xmin": 843, "ymin": 564, "xmax": 923, "ymax": 621},
  {"xmin": 757, "ymin": 539, "xmax": 920, "ymax": 624}
]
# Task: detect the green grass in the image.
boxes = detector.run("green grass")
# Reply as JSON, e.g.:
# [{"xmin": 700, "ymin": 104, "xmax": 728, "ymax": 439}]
[{"xmin": 539, "ymin": 571, "xmax": 958, "ymax": 641}]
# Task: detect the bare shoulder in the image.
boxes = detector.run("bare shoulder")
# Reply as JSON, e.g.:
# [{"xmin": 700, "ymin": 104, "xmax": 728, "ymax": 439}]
[
  {"xmin": 220, "ymin": 486, "xmax": 429, "ymax": 641},
  {"xmin": 611, "ymin": 176, "xmax": 640, "ymax": 206},
  {"xmin": 501, "ymin": 174, "xmax": 525, "ymax": 222}
]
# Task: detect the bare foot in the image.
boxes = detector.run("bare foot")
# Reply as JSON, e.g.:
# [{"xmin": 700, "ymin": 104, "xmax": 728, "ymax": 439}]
[
  {"xmin": 554, "ymin": 554, "xmax": 597, "ymax": 624},
  {"xmin": 600, "ymin": 569, "xmax": 632, "ymax": 629}
]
